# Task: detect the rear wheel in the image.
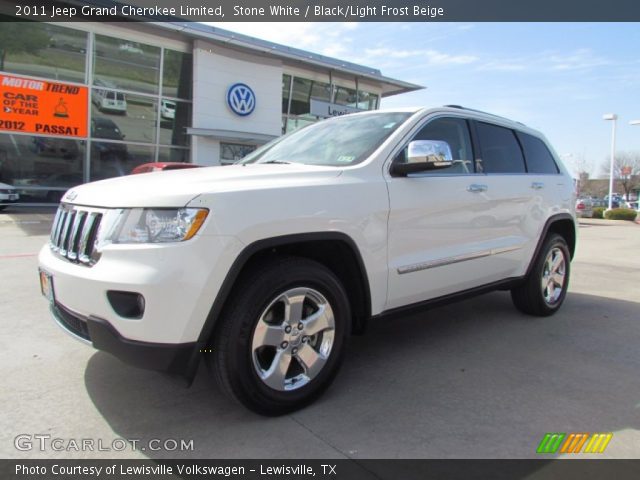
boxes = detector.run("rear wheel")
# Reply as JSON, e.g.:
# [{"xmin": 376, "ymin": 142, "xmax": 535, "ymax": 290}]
[
  {"xmin": 210, "ymin": 256, "xmax": 350, "ymax": 415},
  {"xmin": 511, "ymin": 234, "xmax": 570, "ymax": 316}
]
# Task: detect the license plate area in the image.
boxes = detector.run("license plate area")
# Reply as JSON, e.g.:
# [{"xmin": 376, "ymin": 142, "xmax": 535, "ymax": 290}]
[{"xmin": 39, "ymin": 269, "xmax": 55, "ymax": 303}]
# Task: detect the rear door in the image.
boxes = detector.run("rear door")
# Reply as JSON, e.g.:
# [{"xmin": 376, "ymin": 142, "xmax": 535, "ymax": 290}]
[{"xmin": 386, "ymin": 116, "xmax": 496, "ymax": 309}]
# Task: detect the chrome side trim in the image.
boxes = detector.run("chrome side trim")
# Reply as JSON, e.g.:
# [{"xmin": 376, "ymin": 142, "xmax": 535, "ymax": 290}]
[{"xmin": 397, "ymin": 245, "xmax": 523, "ymax": 275}]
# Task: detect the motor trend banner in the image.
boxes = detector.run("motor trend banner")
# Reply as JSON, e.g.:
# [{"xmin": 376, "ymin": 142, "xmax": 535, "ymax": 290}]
[{"xmin": 0, "ymin": 73, "xmax": 88, "ymax": 137}]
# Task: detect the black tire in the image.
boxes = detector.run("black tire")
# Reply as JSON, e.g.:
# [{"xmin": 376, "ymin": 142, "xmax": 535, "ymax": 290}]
[
  {"xmin": 210, "ymin": 255, "xmax": 350, "ymax": 415},
  {"xmin": 511, "ymin": 234, "xmax": 571, "ymax": 316}
]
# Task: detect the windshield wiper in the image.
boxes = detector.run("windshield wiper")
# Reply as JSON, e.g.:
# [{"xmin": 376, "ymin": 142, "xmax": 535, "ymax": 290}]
[{"xmin": 261, "ymin": 160, "xmax": 292, "ymax": 164}]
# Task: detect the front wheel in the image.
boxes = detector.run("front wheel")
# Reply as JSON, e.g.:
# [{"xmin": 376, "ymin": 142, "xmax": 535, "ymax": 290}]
[
  {"xmin": 210, "ymin": 256, "xmax": 350, "ymax": 415},
  {"xmin": 511, "ymin": 234, "xmax": 571, "ymax": 316}
]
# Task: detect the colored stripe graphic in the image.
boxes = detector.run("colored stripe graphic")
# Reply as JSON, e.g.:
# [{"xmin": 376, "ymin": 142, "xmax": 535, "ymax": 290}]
[
  {"xmin": 560, "ymin": 433, "xmax": 590, "ymax": 453},
  {"xmin": 537, "ymin": 433, "xmax": 566, "ymax": 454},
  {"xmin": 537, "ymin": 433, "xmax": 613, "ymax": 454},
  {"xmin": 583, "ymin": 433, "xmax": 613, "ymax": 454}
]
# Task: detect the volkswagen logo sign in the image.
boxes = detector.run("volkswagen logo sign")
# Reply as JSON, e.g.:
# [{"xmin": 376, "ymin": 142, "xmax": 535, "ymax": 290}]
[{"xmin": 227, "ymin": 83, "xmax": 256, "ymax": 116}]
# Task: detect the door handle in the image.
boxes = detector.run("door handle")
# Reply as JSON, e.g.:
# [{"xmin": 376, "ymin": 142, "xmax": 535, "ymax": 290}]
[
  {"xmin": 531, "ymin": 182, "xmax": 545, "ymax": 190},
  {"xmin": 467, "ymin": 184, "xmax": 488, "ymax": 193}
]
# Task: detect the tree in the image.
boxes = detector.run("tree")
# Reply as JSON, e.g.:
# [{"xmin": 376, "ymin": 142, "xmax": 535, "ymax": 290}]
[
  {"xmin": 0, "ymin": 19, "xmax": 49, "ymax": 71},
  {"xmin": 600, "ymin": 151, "xmax": 640, "ymax": 200}
]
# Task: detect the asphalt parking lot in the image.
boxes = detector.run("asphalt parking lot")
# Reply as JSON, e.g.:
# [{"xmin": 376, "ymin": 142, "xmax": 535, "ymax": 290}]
[{"xmin": 1, "ymin": 207, "xmax": 639, "ymax": 459}]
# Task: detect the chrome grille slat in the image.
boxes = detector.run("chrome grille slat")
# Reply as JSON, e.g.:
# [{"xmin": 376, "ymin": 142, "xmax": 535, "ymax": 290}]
[
  {"xmin": 49, "ymin": 205, "xmax": 104, "ymax": 267},
  {"xmin": 58, "ymin": 211, "xmax": 74, "ymax": 256},
  {"xmin": 67, "ymin": 212, "xmax": 86, "ymax": 261},
  {"xmin": 50, "ymin": 208, "xmax": 62, "ymax": 245},
  {"xmin": 78, "ymin": 212, "xmax": 101, "ymax": 264}
]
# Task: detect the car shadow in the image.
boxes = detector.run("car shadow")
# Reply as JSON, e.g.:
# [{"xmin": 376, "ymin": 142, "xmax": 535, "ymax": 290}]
[{"xmin": 84, "ymin": 291, "xmax": 640, "ymax": 459}]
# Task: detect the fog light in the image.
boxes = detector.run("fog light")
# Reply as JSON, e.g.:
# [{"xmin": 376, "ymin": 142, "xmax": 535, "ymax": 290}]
[{"xmin": 107, "ymin": 291, "xmax": 145, "ymax": 319}]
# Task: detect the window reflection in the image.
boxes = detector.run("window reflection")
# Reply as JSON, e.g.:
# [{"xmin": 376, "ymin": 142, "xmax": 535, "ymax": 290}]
[
  {"xmin": 159, "ymin": 100, "xmax": 190, "ymax": 146},
  {"xmin": 91, "ymin": 93, "xmax": 157, "ymax": 144},
  {"xmin": 162, "ymin": 49, "xmax": 192, "ymax": 100},
  {"xmin": 0, "ymin": 20, "xmax": 86, "ymax": 83},
  {"xmin": 0, "ymin": 133, "xmax": 84, "ymax": 202},
  {"xmin": 220, "ymin": 143, "xmax": 256, "ymax": 165},
  {"xmin": 90, "ymin": 143, "xmax": 154, "ymax": 180},
  {"xmin": 93, "ymin": 35, "xmax": 160, "ymax": 95},
  {"xmin": 158, "ymin": 147, "xmax": 189, "ymax": 163},
  {"xmin": 334, "ymin": 86, "xmax": 357, "ymax": 107}
]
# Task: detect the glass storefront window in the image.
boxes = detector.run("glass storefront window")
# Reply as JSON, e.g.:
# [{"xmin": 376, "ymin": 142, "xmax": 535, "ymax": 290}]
[
  {"xmin": 0, "ymin": 133, "xmax": 85, "ymax": 203},
  {"xmin": 290, "ymin": 77, "xmax": 312, "ymax": 115},
  {"xmin": 0, "ymin": 21, "xmax": 86, "ymax": 83},
  {"xmin": 310, "ymin": 80, "xmax": 331, "ymax": 102},
  {"xmin": 157, "ymin": 147, "xmax": 189, "ymax": 163},
  {"xmin": 220, "ymin": 143, "xmax": 256, "ymax": 165},
  {"xmin": 358, "ymin": 91, "xmax": 379, "ymax": 110},
  {"xmin": 90, "ymin": 142, "xmax": 155, "ymax": 180},
  {"xmin": 91, "ymin": 93, "xmax": 157, "ymax": 144},
  {"xmin": 282, "ymin": 74, "xmax": 291, "ymax": 114},
  {"xmin": 159, "ymin": 100, "xmax": 191, "ymax": 146},
  {"xmin": 93, "ymin": 35, "xmax": 160, "ymax": 95},
  {"xmin": 163, "ymin": 49, "xmax": 193, "ymax": 100},
  {"xmin": 334, "ymin": 86, "xmax": 358, "ymax": 107}
]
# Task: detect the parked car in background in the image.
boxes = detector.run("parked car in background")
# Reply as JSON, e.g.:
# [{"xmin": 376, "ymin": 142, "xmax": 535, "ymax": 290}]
[
  {"xmin": 92, "ymin": 80, "xmax": 127, "ymax": 114},
  {"xmin": 91, "ymin": 117, "xmax": 125, "ymax": 141},
  {"xmin": 32, "ymin": 137, "xmax": 80, "ymax": 159},
  {"xmin": 131, "ymin": 162, "xmax": 203, "ymax": 174},
  {"xmin": 575, "ymin": 198, "xmax": 593, "ymax": 218},
  {"xmin": 161, "ymin": 100, "xmax": 176, "ymax": 120},
  {"xmin": 118, "ymin": 43, "xmax": 144, "ymax": 54},
  {"xmin": 0, "ymin": 182, "xmax": 19, "ymax": 210}
]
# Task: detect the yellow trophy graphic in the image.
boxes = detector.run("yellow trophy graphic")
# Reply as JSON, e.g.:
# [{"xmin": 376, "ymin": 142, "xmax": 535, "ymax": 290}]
[{"xmin": 54, "ymin": 97, "xmax": 69, "ymax": 118}]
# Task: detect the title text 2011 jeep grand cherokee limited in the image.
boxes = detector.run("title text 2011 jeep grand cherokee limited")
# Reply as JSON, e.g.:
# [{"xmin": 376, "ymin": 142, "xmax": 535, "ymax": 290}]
[{"xmin": 39, "ymin": 106, "xmax": 576, "ymax": 415}]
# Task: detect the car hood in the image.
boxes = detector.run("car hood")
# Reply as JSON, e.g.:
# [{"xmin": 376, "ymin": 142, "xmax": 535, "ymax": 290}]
[{"xmin": 62, "ymin": 164, "xmax": 343, "ymax": 208}]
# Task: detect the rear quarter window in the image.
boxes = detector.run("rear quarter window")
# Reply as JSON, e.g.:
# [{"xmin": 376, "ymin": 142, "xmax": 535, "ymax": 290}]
[
  {"xmin": 476, "ymin": 122, "xmax": 526, "ymax": 174},
  {"xmin": 516, "ymin": 132, "xmax": 560, "ymax": 174}
]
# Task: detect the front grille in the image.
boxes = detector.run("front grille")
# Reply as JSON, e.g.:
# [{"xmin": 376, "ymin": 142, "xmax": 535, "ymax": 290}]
[
  {"xmin": 50, "ymin": 204, "xmax": 103, "ymax": 266},
  {"xmin": 52, "ymin": 302, "xmax": 91, "ymax": 341}
]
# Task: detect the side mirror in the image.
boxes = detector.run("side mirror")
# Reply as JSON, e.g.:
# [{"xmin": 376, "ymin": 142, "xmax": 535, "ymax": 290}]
[{"xmin": 391, "ymin": 140, "xmax": 454, "ymax": 176}]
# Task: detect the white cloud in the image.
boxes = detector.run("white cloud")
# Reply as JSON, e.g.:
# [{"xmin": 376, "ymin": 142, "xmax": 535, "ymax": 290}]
[
  {"xmin": 363, "ymin": 47, "xmax": 477, "ymax": 65},
  {"xmin": 205, "ymin": 22, "xmax": 358, "ymax": 59}
]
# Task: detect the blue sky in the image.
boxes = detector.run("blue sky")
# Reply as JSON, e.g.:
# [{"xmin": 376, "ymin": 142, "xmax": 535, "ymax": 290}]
[{"xmin": 210, "ymin": 22, "xmax": 640, "ymax": 177}]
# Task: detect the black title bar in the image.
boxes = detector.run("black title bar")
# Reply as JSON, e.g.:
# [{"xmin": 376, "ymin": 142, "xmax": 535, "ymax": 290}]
[{"xmin": 1, "ymin": 0, "xmax": 640, "ymax": 22}]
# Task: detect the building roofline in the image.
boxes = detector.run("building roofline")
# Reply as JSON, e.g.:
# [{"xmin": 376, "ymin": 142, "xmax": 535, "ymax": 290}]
[
  {"xmin": 153, "ymin": 22, "xmax": 424, "ymax": 96},
  {"xmin": 62, "ymin": 0, "xmax": 424, "ymax": 96}
]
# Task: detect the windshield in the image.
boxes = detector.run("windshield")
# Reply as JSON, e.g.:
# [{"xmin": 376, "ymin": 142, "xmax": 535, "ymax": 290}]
[{"xmin": 240, "ymin": 112, "xmax": 412, "ymax": 167}]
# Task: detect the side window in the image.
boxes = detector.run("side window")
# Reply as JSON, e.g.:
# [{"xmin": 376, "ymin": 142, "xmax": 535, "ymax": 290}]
[
  {"xmin": 516, "ymin": 132, "xmax": 559, "ymax": 174},
  {"xmin": 400, "ymin": 117, "xmax": 474, "ymax": 174},
  {"xmin": 476, "ymin": 122, "xmax": 526, "ymax": 174}
]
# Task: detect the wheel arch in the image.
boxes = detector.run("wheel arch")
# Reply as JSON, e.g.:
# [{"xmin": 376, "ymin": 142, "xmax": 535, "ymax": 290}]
[
  {"xmin": 184, "ymin": 232, "xmax": 372, "ymax": 381},
  {"xmin": 525, "ymin": 213, "xmax": 576, "ymax": 278}
]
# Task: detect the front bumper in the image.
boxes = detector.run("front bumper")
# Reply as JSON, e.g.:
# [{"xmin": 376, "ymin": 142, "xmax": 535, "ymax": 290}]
[
  {"xmin": 39, "ymin": 231, "xmax": 244, "ymax": 373},
  {"xmin": 49, "ymin": 300, "xmax": 193, "ymax": 373}
]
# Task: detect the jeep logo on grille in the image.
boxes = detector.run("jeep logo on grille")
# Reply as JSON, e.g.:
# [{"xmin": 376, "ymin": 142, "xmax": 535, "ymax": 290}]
[
  {"xmin": 64, "ymin": 190, "xmax": 78, "ymax": 201},
  {"xmin": 226, "ymin": 83, "xmax": 256, "ymax": 116}
]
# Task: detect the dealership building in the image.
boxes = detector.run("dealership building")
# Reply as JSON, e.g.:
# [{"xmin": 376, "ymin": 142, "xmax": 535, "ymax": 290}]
[{"xmin": 0, "ymin": 10, "xmax": 421, "ymax": 203}]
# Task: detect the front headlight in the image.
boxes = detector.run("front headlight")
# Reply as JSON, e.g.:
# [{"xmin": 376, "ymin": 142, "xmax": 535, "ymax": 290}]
[{"xmin": 100, "ymin": 208, "xmax": 208, "ymax": 245}]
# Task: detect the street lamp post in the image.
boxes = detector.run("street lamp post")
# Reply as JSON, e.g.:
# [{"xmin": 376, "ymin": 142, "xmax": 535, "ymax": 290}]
[
  {"xmin": 630, "ymin": 120, "xmax": 639, "ymax": 210},
  {"xmin": 603, "ymin": 114, "xmax": 618, "ymax": 211}
]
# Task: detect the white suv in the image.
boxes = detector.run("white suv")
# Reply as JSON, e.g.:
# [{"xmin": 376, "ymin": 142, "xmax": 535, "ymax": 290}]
[{"xmin": 38, "ymin": 106, "xmax": 576, "ymax": 414}]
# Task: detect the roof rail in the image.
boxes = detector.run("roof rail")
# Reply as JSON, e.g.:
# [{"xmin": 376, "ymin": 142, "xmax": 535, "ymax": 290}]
[{"xmin": 443, "ymin": 105, "xmax": 526, "ymax": 126}]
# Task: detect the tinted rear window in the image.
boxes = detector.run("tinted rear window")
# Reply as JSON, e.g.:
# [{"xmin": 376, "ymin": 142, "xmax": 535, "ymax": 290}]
[
  {"xmin": 517, "ymin": 132, "xmax": 559, "ymax": 174},
  {"xmin": 476, "ymin": 122, "xmax": 526, "ymax": 174}
]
